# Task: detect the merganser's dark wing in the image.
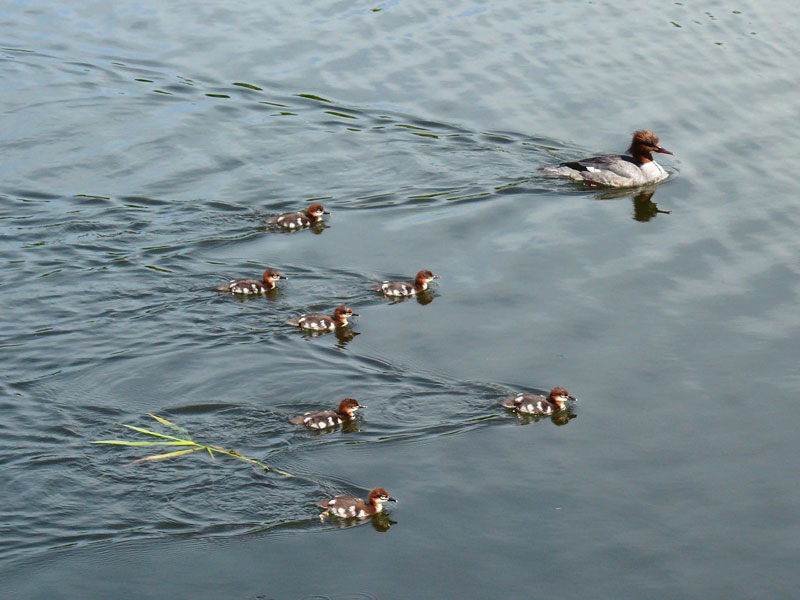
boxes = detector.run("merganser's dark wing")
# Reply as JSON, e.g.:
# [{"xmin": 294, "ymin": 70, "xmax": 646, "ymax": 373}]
[{"xmin": 562, "ymin": 154, "xmax": 640, "ymax": 178}]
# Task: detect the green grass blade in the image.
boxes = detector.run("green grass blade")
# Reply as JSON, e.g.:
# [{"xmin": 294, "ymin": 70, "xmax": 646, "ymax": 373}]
[
  {"xmin": 267, "ymin": 466, "xmax": 294, "ymax": 477},
  {"xmin": 91, "ymin": 440, "xmax": 196, "ymax": 447},
  {"xmin": 119, "ymin": 424, "xmax": 187, "ymax": 441},
  {"xmin": 127, "ymin": 448, "xmax": 203, "ymax": 465},
  {"xmin": 148, "ymin": 413, "xmax": 191, "ymax": 436},
  {"xmin": 206, "ymin": 444, "xmax": 294, "ymax": 477},
  {"xmin": 91, "ymin": 418, "xmax": 294, "ymax": 477}
]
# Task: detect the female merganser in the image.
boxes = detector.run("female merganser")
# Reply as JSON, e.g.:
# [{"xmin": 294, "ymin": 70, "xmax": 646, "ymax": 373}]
[
  {"xmin": 291, "ymin": 398, "xmax": 363, "ymax": 429},
  {"xmin": 373, "ymin": 270, "xmax": 439, "ymax": 297},
  {"xmin": 318, "ymin": 487, "xmax": 397, "ymax": 521},
  {"xmin": 266, "ymin": 203, "xmax": 329, "ymax": 230},
  {"xmin": 501, "ymin": 387, "xmax": 576, "ymax": 415},
  {"xmin": 217, "ymin": 269, "xmax": 287, "ymax": 294},
  {"xmin": 543, "ymin": 130, "xmax": 673, "ymax": 187},
  {"xmin": 286, "ymin": 305, "xmax": 357, "ymax": 331}
]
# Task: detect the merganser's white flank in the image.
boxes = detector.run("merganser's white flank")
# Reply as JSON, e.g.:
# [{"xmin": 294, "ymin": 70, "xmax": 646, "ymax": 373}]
[
  {"xmin": 543, "ymin": 131, "xmax": 673, "ymax": 188},
  {"xmin": 317, "ymin": 487, "xmax": 396, "ymax": 521}
]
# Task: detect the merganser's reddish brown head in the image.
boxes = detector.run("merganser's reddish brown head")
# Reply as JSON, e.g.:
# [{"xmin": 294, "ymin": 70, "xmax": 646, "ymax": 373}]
[
  {"xmin": 306, "ymin": 203, "xmax": 330, "ymax": 218},
  {"xmin": 548, "ymin": 387, "xmax": 577, "ymax": 408},
  {"xmin": 336, "ymin": 398, "xmax": 363, "ymax": 417},
  {"xmin": 262, "ymin": 269, "xmax": 287, "ymax": 285},
  {"xmin": 414, "ymin": 270, "xmax": 439, "ymax": 287},
  {"xmin": 333, "ymin": 305, "xmax": 358, "ymax": 324},
  {"xmin": 368, "ymin": 487, "xmax": 397, "ymax": 507},
  {"xmin": 629, "ymin": 130, "xmax": 673, "ymax": 163}
]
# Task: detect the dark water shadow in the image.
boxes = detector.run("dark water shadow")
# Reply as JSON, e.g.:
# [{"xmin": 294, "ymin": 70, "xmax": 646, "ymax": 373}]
[
  {"xmin": 594, "ymin": 186, "xmax": 673, "ymax": 222},
  {"xmin": 373, "ymin": 289, "xmax": 439, "ymax": 306},
  {"xmin": 506, "ymin": 405, "xmax": 579, "ymax": 427}
]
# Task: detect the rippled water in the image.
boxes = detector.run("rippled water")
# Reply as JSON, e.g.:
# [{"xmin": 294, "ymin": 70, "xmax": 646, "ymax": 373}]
[{"xmin": 2, "ymin": 1, "xmax": 800, "ymax": 598}]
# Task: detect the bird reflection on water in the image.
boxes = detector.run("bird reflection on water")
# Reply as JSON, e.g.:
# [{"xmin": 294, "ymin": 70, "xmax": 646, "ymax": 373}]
[
  {"xmin": 595, "ymin": 186, "xmax": 671, "ymax": 222},
  {"xmin": 321, "ymin": 511, "xmax": 396, "ymax": 533},
  {"xmin": 381, "ymin": 290, "xmax": 439, "ymax": 306},
  {"xmin": 515, "ymin": 406, "xmax": 578, "ymax": 427}
]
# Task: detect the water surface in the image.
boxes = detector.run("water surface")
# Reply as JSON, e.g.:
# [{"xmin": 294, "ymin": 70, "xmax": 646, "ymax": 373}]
[{"xmin": 2, "ymin": 1, "xmax": 799, "ymax": 598}]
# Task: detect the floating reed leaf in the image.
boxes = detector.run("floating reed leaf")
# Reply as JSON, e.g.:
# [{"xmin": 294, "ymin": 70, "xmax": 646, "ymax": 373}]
[
  {"xmin": 92, "ymin": 414, "xmax": 293, "ymax": 477},
  {"xmin": 118, "ymin": 424, "xmax": 184, "ymax": 440},
  {"xmin": 91, "ymin": 441, "xmax": 195, "ymax": 447},
  {"xmin": 148, "ymin": 413, "xmax": 190, "ymax": 436},
  {"xmin": 128, "ymin": 448, "xmax": 203, "ymax": 465}
]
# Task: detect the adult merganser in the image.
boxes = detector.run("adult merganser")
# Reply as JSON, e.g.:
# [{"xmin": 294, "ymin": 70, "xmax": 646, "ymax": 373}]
[
  {"xmin": 317, "ymin": 487, "xmax": 397, "ymax": 521},
  {"xmin": 543, "ymin": 130, "xmax": 673, "ymax": 188}
]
